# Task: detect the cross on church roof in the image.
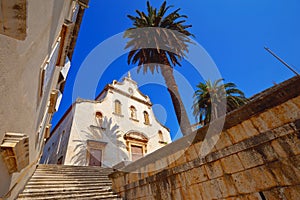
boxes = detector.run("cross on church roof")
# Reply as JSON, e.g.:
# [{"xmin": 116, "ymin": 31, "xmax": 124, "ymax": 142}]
[{"xmin": 127, "ymin": 71, "xmax": 131, "ymax": 79}]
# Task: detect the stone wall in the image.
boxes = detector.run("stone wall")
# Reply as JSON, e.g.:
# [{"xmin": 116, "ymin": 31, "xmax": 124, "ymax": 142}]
[{"xmin": 109, "ymin": 76, "xmax": 300, "ymax": 200}]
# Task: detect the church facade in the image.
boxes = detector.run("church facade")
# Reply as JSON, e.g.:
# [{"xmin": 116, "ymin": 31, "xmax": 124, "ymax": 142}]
[{"xmin": 41, "ymin": 74, "xmax": 171, "ymax": 167}]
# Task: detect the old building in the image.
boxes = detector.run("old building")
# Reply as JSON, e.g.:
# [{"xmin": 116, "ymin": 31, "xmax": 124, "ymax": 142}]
[
  {"xmin": 41, "ymin": 73, "xmax": 172, "ymax": 168},
  {"xmin": 0, "ymin": 0, "xmax": 89, "ymax": 199}
]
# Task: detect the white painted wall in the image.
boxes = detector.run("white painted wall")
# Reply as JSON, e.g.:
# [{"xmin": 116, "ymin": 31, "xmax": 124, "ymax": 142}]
[
  {"xmin": 0, "ymin": 0, "xmax": 81, "ymax": 199},
  {"xmin": 44, "ymin": 77, "xmax": 172, "ymax": 167}
]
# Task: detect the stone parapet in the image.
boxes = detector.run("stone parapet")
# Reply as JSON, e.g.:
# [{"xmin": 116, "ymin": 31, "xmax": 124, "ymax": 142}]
[{"xmin": 109, "ymin": 76, "xmax": 300, "ymax": 199}]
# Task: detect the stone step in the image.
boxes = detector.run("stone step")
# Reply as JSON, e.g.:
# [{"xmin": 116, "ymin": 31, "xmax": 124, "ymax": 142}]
[
  {"xmin": 24, "ymin": 182, "xmax": 112, "ymax": 189},
  {"xmin": 34, "ymin": 171, "xmax": 113, "ymax": 175},
  {"xmin": 22, "ymin": 185, "xmax": 112, "ymax": 193},
  {"xmin": 17, "ymin": 193, "xmax": 120, "ymax": 200},
  {"xmin": 29, "ymin": 177, "xmax": 110, "ymax": 181},
  {"xmin": 27, "ymin": 180, "xmax": 111, "ymax": 185},
  {"xmin": 20, "ymin": 186, "xmax": 112, "ymax": 193},
  {"xmin": 35, "ymin": 168, "xmax": 114, "ymax": 172},
  {"xmin": 19, "ymin": 189, "xmax": 115, "ymax": 198},
  {"xmin": 32, "ymin": 174, "xmax": 109, "ymax": 180},
  {"xmin": 36, "ymin": 169, "xmax": 113, "ymax": 174},
  {"xmin": 33, "ymin": 172, "xmax": 111, "ymax": 176},
  {"xmin": 37, "ymin": 165, "xmax": 114, "ymax": 171},
  {"xmin": 17, "ymin": 165, "xmax": 122, "ymax": 200}
]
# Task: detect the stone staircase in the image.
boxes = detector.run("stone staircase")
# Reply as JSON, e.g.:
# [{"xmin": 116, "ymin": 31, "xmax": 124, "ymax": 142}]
[{"xmin": 17, "ymin": 164, "xmax": 122, "ymax": 200}]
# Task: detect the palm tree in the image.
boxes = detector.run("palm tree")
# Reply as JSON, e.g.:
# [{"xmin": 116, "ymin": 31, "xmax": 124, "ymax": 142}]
[
  {"xmin": 124, "ymin": 1, "xmax": 193, "ymax": 136},
  {"xmin": 192, "ymin": 79, "xmax": 248, "ymax": 125}
]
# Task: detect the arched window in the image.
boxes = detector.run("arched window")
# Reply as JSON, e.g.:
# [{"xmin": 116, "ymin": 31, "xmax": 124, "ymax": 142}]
[
  {"xmin": 95, "ymin": 111, "xmax": 103, "ymax": 126},
  {"xmin": 95, "ymin": 111, "xmax": 103, "ymax": 120},
  {"xmin": 114, "ymin": 100, "xmax": 122, "ymax": 115},
  {"xmin": 130, "ymin": 106, "xmax": 137, "ymax": 119},
  {"xmin": 158, "ymin": 131, "xmax": 164, "ymax": 142},
  {"xmin": 143, "ymin": 111, "xmax": 150, "ymax": 125}
]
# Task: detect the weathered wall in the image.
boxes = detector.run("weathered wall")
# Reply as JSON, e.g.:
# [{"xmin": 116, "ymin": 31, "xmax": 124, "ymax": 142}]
[
  {"xmin": 0, "ymin": 0, "xmax": 88, "ymax": 199},
  {"xmin": 40, "ymin": 106, "xmax": 75, "ymax": 165},
  {"xmin": 110, "ymin": 76, "xmax": 300, "ymax": 200}
]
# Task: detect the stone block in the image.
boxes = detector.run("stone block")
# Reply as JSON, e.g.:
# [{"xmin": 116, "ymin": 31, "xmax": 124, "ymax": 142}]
[
  {"xmin": 253, "ymin": 143, "xmax": 278, "ymax": 162},
  {"xmin": 197, "ymin": 182, "xmax": 210, "ymax": 200},
  {"xmin": 220, "ymin": 154, "xmax": 244, "ymax": 174},
  {"xmin": 201, "ymin": 179, "xmax": 223, "ymax": 199},
  {"xmin": 276, "ymin": 133, "xmax": 300, "ymax": 156},
  {"xmin": 184, "ymin": 145, "xmax": 199, "ymax": 162},
  {"xmin": 179, "ymin": 186, "xmax": 193, "ymax": 200},
  {"xmin": 171, "ymin": 188, "xmax": 183, "ymax": 200},
  {"xmin": 224, "ymin": 197, "xmax": 243, "ymax": 200},
  {"xmin": 157, "ymin": 181, "xmax": 172, "ymax": 199},
  {"xmin": 245, "ymin": 193, "xmax": 262, "ymax": 200},
  {"xmin": 272, "ymin": 123, "xmax": 295, "ymax": 138},
  {"xmin": 138, "ymin": 166, "xmax": 147, "ymax": 180},
  {"xmin": 263, "ymin": 188, "xmax": 286, "ymax": 200},
  {"xmin": 184, "ymin": 166, "xmax": 208, "ymax": 185},
  {"xmin": 154, "ymin": 156, "xmax": 169, "ymax": 172},
  {"xmin": 289, "ymin": 155, "xmax": 300, "ymax": 179},
  {"xmin": 271, "ymin": 100, "xmax": 300, "ymax": 126},
  {"xmin": 216, "ymin": 175, "xmax": 238, "ymax": 198},
  {"xmin": 167, "ymin": 153, "xmax": 177, "ymax": 168},
  {"xmin": 227, "ymin": 124, "xmax": 249, "ymax": 143},
  {"xmin": 271, "ymin": 140, "xmax": 289, "ymax": 158},
  {"xmin": 204, "ymin": 160, "xmax": 224, "ymax": 179},
  {"xmin": 241, "ymin": 120, "xmax": 260, "ymax": 137},
  {"xmin": 193, "ymin": 140, "xmax": 203, "ymax": 156},
  {"xmin": 147, "ymin": 162, "xmax": 157, "ymax": 176},
  {"xmin": 237, "ymin": 149, "xmax": 264, "ymax": 169},
  {"xmin": 232, "ymin": 170, "xmax": 257, "ymax": 194},
  {"xmin": 128, "ymin": 172, "xmax": 139, "ymax": 183},
  {"xmin": 268, "ymin": 160, "xmax": 300, "ymax": 186},
  {"xmin": 259, "ymin": 109, "xmax": 283, "ymax": 130},
  {"xmin": 175, "ymin": 150, "xmax": 188, "ymax": 167},
  {"xmin": 205, "ymin": 150, "xmax": 223, "ymax": 163},
  {"xmin": 250, "ymin": 166, "xmax": 278, "ymax": 190},
  {"xmin": 169, "ymin": 173, "xmax": 182, "ymax": 190},
  {"xmin": 187, "ymin": 184, "xmax": 203, "ymax": 200},
  {"xmin": 291, "ymin": 96, "xmax": 300, "ymax": 109},
  {"xmin": 215, "ymin": 131, "xmax": 233, "ymax": 151},
  {"xmin": 282, "ymin": 185, "xmax": 300, "ymax": 200},
  {"xmin": 250, "ymin": 115, "xmax": 270, "ymax": 133}
]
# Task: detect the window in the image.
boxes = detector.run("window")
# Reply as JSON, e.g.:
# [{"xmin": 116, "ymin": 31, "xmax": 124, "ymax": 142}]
[
  {"xmin": 114, "ymin": 100, "xmax": 122, "ymax": 115},
  {"xmin": 143, "ymin": 111, "xmax": 150, "ymax": 125},
  {"xmin": 95, "ymin": 111, "xmax": 103, "ymax": 126},
  {"xmin": 124, "ymin": 132, "xmax": 148, "ymax": 162},
  {"xmin": 95, "ymin": 111, "xmax": 103, "ymax": 119},
  {"xmin": 158, "ymin": 131, "xmax": 164, "ymax": 142},
  {"xmin": 130, "ymin": 106, "xmax": 137, "ymax": 119}
]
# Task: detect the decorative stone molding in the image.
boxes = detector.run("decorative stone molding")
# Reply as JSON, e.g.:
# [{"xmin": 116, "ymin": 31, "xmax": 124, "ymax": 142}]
[
  {"xmin": 48, "ymin": 89, "xmax": 59, "ymax": 114},
  {"xmin": 0, "ymin": 133, "xmax": 29, "ymax": 174}
]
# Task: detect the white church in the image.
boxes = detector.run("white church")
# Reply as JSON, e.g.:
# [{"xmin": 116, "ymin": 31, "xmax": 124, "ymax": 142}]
[{"xmin": 41, "ymin": 73, "xmax": 172, "ymax": 167}]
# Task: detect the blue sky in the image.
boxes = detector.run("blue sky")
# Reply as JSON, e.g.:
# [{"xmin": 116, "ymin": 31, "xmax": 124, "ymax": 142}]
[{"xmin": 53, "ymin": 0, "xmax": 300, "ymax": 140}]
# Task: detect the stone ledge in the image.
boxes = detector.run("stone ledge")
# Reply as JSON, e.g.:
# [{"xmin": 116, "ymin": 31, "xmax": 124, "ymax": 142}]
[
  {"xmin": 117, "ymin": 77, "xmax": 300, "ymax": 174},
  {"xmin": 112, "ymin": 120, "xmax": 299, "ymax": 191}
]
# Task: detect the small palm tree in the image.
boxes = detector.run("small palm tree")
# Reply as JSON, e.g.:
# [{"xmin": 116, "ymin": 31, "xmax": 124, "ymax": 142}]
[
  {"xmin": 192, "ymin": 79, "xmax": 248, "ymax": 125},
  {"xmin": 124, "ymin": 1, "xmax": 193, "ymax": 136}
]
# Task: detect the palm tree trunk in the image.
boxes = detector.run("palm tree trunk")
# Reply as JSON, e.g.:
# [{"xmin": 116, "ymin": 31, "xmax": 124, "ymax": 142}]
[{"xmin": 160, "ymin": 64, "xmax": 192, "ymax": 136}]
